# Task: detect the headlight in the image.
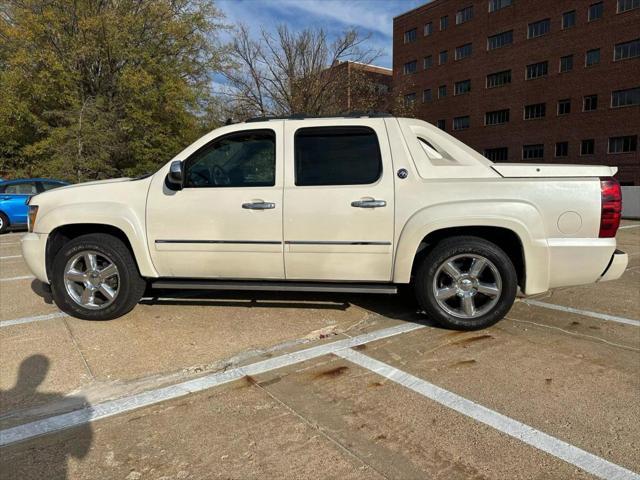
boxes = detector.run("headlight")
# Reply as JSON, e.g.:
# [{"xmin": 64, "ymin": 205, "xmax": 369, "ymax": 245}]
[{"xmin": 28, "ymin": 205, "xmax": 39, "ymax": 232}]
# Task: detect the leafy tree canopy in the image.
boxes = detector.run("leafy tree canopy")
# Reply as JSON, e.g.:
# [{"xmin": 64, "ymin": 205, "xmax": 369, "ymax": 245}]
[{"xmin": 0, "ymin": 0, "xmax": 226, "ymax": 181}]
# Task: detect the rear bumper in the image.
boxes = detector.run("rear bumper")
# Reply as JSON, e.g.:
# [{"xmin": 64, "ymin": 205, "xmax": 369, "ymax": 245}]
[
  {"xmin": 598, "ymin": 249, "xmax": 628, "ymax": 283},
  {"xmin": 546, "ymin": 238, "xmax": 618, "ymax": 289},
  {"xmin": 21, "ymin": 232, "xmax": 49, "ymax": 283}
]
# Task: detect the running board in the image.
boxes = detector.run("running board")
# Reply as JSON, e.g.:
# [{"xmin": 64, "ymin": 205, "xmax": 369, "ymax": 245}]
[{"xmin": 151, "ymin": 280, "xmax": 398, "ymax": 295}]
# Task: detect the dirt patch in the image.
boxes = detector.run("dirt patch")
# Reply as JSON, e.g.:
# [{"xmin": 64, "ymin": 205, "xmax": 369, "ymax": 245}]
[
  {"xmin": 450, "ymin": 334, "xmax": 493, "ymax": 346},
  {"xmin": 314, "ymin": 366, "xmax": 349, "ymax": 379}
]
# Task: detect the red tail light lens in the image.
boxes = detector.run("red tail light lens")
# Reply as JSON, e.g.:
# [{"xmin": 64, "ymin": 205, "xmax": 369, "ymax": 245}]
[{"xmin": 599, "ymin": 177, "xmax": 622, "ymax": 238}]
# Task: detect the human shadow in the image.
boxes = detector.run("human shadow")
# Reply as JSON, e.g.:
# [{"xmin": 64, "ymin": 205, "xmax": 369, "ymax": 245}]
[{"xmin": 0, "ymin": 355, "xmax": 93, "ymax": 480}]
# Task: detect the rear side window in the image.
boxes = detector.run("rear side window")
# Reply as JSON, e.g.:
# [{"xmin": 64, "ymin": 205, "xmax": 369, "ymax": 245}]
[{"xmin": 294, "ymin": 127, "xmax": 382, "ymax": 186}]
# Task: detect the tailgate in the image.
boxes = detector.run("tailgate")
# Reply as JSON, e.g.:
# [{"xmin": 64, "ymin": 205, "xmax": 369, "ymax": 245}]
[{"xmin": 492, "ymin": 163, "xmax": 618, "ymax": 178}]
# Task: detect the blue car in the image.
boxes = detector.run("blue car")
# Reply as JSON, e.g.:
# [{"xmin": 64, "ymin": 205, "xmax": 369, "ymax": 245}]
[{"xmin": 0, "ymin": 178, "xmax": 69, "ymax": 234}]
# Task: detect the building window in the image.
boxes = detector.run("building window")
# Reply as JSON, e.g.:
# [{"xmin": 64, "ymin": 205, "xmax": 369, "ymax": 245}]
[
  {"xmin": 484, "ymin": 147, "xmax": 509, "ymax": 162},
  {"xmin": 526, "ymin": 61, "xmax": 548, "ymax": 79},
  {"xmin": 558, "ymin": 99, "xmax": 571, "ymax": 115},
  {"xmin": 455, "ymin": 43, "xmax": 473, "ymax": 60},
  {"xmin": 560, "ymin": 55, "xmax": 574, "ymax": 72},
  {"xmin": 424, "ymin": 55, "xmax": 433, "ymax": 69},
  {"xmin": 453, "ymin": 116, "xmax": 470, "ymax": 130},
  {"xmin": 423, "ymin": 89, "xmax": 433, "ymax": 103},
  {"xmin": 487, "ymin": 30, "xmax": 513, "ymax": 50},
  {"xmin": 562, "ymin": 10, "xmax": 577, "ymax": 29},
  {"xmin": 488, "ymin": 0, "xmax": 512, "ymax": 13},
  {"xmin": 454, "ymin": 79, "xmax": 472, "ymax": 95},
  {"xmin": 437, "ymin": 119, "xmax": 446, "ymax": 130},
  {"xmin": 485, "ymin": 109, "xmax": 510, "ymax": 125},
  {"xmin": 486, "ymin": 69, "xmax": 512, "ymax": 88},
  {"xmin": 524, "ymin": 103, "xmax": 546, "ymax": 119},
  {"xmin": 404, "ymin": 93, "xmax": 416, "ymax": 106},
  {"xmin": 403, "ymin": 60, "xmax": 417, "ymax": 74},
  {"xmin": 438, "ymin": 85, "xmax": 447, "ymax": 98},
  {"xmin": 424, "ymin": 22, "xmax": 433, "ymax": 36},
  {"xmin": 609, "ymin": 135, "xmax": 638, "ymax": 153},
  {"xmin": 611, "ymin": 87, "xmax": 640, "ymax": 107},
  {"xmin": 617, "ymin": 0, "xmax": 640, "ymax": 12},
  {"xmin": 404, "ymin": 29, "xmax": 417, "ymax": 44},
  {"xmin": 528, "ymin": 19, "xmax": 550, "ymax": 39},
  {"xmin": 440, "ymin": 15, "xmax": 448, "ymax": 30},
  {"xmin": 439, "ymin": 50, "xmax": 448, "ymax": 64},
  {"xmin": 614, "ymin": 39, "xmax": 640, "ymax": 60},
  {"xmin": 581, "ymin": 139, "xmax": 595, "ymax": 155},
  {"xmin": 588, "ymin": 2, "xmax": 604, "ymax": 21},
  {"xmin": 583, "ymin": 94, "xmax": 598, "ymax": 111},
  {"xmin": 456, "ymin": 6, "xmax": 474, "ymax": 24},
  {"xmin": 523, "ymin": 144, "xmax": 544, "ymax": 160},
  {"xmin": 556, "ymin": 142, "xmax": 569, "ymax": 157},
  {"xmin": 585, "ymin": 49, "xmax": 600, "ymax": 66}
]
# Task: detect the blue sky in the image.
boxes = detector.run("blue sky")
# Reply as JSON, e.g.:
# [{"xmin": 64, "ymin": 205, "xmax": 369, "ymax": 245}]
[{"xmin": 216, "ymin": 0, "xmax": 427, "ymax": 68}]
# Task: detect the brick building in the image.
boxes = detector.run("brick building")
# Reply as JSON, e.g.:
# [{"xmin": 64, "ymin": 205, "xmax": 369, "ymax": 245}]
[
  {"xmin": 328, "ymin": 61, "xmax": 393, "ymax": 112},
  {"xmin": 393, "ymin": 0, "xmax": 640, "ymax": 185}
]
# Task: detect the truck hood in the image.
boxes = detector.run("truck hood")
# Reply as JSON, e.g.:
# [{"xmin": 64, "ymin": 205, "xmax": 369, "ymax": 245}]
[{"xmin": 492, "ymin": 164, "xmax": 618, "ymax": 178}]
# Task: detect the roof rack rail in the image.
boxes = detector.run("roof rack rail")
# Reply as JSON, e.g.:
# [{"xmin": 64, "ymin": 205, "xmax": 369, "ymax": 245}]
[{"xmin": 245, "ymin": 112, "xmax": 392, "ymax": 122}]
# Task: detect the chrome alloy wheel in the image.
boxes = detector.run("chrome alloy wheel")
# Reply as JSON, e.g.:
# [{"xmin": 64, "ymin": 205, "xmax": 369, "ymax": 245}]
[
  {"xmin": 63, "ymin": 251, "xmax": 120, "ymax": 310},
  {"xmin": 432, "ymin": 254, "xmax": 502, "ymax": 319}
]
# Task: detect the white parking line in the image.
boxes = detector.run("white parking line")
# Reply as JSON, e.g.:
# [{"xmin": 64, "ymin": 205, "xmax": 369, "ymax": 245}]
[
  {"xmin": 619, "ymin": 225, "xmax": 640, "ymax": 229},
  {"xmin": 0, "ymin": 312, "xmax": 69, "ymax": 328},
  {"xmin": 0, "ymin": 275, "xmax": 34, "ymax": 283},
  {"xmin": 0, "ymin": 242, "xmax": 21, "ymax": 246},
  {"xmin": 0, "ymin": 322, "xmax": 425, "ymax": 446},
  {"xmin": 0, "ymin": 255, "xmax": 22, "ymax": 260},
  {"xmin": 521, "ymin": 299, "xmax": 640, "ymax": 327},
  {"xmin": 337, "ymin": 348, "xmax": 640, "ymax": 480}
]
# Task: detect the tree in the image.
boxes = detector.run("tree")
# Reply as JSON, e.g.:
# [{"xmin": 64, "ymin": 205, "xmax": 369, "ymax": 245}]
[
  {"xmin": 221, "ymin": 24, "xmax": 392, "ymax": 119},
  {"xmin": 0, "ymin": 0, "xmax": 227, "ymax": 181}
]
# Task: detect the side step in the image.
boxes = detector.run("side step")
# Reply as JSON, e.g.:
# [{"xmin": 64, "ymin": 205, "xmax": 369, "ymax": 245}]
[{"xmin": 151, "ymin": 279, "xmax": 398, "ymax": 295}]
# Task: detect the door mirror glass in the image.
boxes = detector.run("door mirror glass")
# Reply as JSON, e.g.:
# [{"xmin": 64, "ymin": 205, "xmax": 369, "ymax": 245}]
[{"xmin": 166, "ymin": 161, "xmax": 184, "ymax": 190}]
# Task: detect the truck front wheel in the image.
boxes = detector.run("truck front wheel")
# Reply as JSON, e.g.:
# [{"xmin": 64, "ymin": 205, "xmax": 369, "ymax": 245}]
[
  {"xmin": 415, "ymin": 236, "xmax": 517, "ymax": 330},
  {"xmin": 50, "ymin": 233, "xmax": 146, "ymax": 320}
]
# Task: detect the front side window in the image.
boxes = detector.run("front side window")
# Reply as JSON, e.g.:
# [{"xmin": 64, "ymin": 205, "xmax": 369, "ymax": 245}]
[
  {"xmin": 528, "ymin": 19, "xmax": 550, "ymax": 39},
  {"xmin": 3, "ymin": 182, "xmax": 37, "ymax": 194},
  {"xmin": 184, "ymin": 130, "xmax": 275, "ymax": 188},
  {"xmin": 294, "ymin": 127, "xmax": 382, "ymax": 186}
]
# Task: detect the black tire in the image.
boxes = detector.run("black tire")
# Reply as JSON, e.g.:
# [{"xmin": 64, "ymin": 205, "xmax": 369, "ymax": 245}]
[
  {"xmin": 0, "ymin": 212, "xmax": 9, "ymax": 234},
  {"xmin": 50, "ymin": 233, "xmax": 146, "ymax": 320},
  {"xmin": 414, "ymin": 236, "xmax": 517, "ymax": 330}
]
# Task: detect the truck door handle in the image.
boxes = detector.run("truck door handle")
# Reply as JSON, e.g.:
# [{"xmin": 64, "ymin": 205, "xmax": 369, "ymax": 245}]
[
  {"xmin": 351, "ymin": 199, "xmax": 387, "ymax": 208},
  {"xmin": 242, "ymin": 201, "xmax": 276, "ymax": 210}
]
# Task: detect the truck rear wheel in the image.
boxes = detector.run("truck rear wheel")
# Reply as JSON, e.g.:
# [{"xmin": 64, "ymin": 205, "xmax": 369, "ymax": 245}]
[
  {"xmin": 50, "ymin": 233, "xmax": 146, "ymax": 320},
  {"xmin": 415, "ymin": 236, "xmax": 517, "ymax": 330}
]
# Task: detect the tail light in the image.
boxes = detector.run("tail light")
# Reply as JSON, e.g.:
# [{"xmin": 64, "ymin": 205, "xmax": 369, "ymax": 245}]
[{"xmin": 599, "ymin": 177, "xmax": 622, "ymax": 238}]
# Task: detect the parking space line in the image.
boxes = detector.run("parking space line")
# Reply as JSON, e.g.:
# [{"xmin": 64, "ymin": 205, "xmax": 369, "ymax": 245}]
[
  {"xmin": 0, "ymin": 322, "xmax": 425, "ymax": 446},
  {"xmin": 0, "ymin": 312, "xmax": 69, "ymax": 328},
  {"xmin": 0, "ymin": 275, "xmax": 34, "ymax": 283},
  {"xmin": 337, "ymin": 348, "xmax": 640, "ymax": 480},
  {"xmin": 0, "ymin": 255, "xmax": 22, "ymax": 260},
  {"xmin": 0, "ymin": 242, "xmax": 20, "ymax": 246},
  {"xmin": 619, "ymin": 225, "xmax": 639, "ymax": 229},
  {"xmin": 520, "ymin": 299, "xmax": 640, "ymax": 327}
]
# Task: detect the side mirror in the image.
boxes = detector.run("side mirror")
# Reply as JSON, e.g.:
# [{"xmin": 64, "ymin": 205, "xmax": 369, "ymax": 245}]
[{"xmin": 166, "ymin": 160, "xmax": 184, "ymax": 190}]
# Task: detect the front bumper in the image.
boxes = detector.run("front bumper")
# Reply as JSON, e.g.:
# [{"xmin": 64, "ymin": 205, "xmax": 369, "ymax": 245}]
[
  {"xmin": 21, "ymin": 232, "xmax": 49, "ymax": 283},
  {"xmin": 598, "ymin": 249, "xmax": 628, "ymax": 283}
]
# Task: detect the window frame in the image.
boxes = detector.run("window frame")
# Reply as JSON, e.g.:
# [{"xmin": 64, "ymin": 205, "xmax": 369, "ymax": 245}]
[
  {"xmin": 617, "ymin": 0, "xmax": 640, "ymax": 12},
  {"xmin": 488, "ymin": 0, "xmax": 512, "ymax": 13},
  {"xmin": 424, "ymin": 22, "xmax": 433, "ymax": 36},
  {"xmin": 585, "ymin": 48, "xmax": 601, "ymax": 67},
  {"xmin": 562, "ymin": 10, "xmax": 577, "ymax": 29},
  {"xmin": 483, "ymin": 147, "xmax": 509, "ymax": 162},
  {"xmin": 524, "ymin": 103, "xmax": 546, "ymax": 120},
  {"xmin": 485, "ymin": 109, "xmax": 510, "ymax": 125},
  {"xmin": 522, "ymin": 144, "xmax": 544, "ymax": 160},
  {"xmin": 452, "ymin": 116, "xmax": 470, "ymax": 131},
  {"xmin": 557, "ymin": 99, "xmax": 571, "ymax": 115},
  {"xmin": 183, "ymin": 128, "xmax": 277, "ymax": 189},
  {"xmin": 404, "ymin": 28, "xmax": 417, "ymax": 44},
  {"xmin": 583, "ymin": 94, "xmax": 598, "ymax": 111},
  {"xmin": 293, "ymin": 126, "xmax": 383, "ymax": 187},
  {"xmin": 614, "ymin": 38, "xmax": 640, "ymax": 61},
  {"xmin": 608, "ymin": 135, "xmax": 638, "ymax": 153},
  {"xmin": 456, "ymin": 5, "xmax": 474, "ymax": 25},
  {"xmin": 487, "ymin": 30, "xmax": 513, "ymax": 50},
  {"xmin": 455, "ymin": 43, "xmax": 473, "ymax": 60},
  {"xmin": 526, "ymin": 61, "xmax": 549, "ymax": 80},
  {"xmin": 559, "ymin": 54, "xmax": 574, "ymax": 73},
  {"xmin": 527, "ymin": 18, "xmax": 551, "ymax": 39},
  {"xmin": 555, "ymin": 141, "xmax": 569, "ymax": 157},
  {"xmin": 454, "ymin": 79, "xmax": 472, "ymax": 95},
  {"xmin": 611, "ymin": 87, "xmax": 640, "ymax": 107},
  {"xmin": 588, "ymin": 2, "xmax": 604, "ymax": 21},
  {"xmin": 486, "ymin": 69, "xmax": 512, "ymax": 88},
  {"xmin": 581, "ymin": 139, "xmax": 596, "ymax": 155}
]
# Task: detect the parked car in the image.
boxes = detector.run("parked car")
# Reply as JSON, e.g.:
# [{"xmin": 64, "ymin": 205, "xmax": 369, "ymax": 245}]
[
  {"xmin": 20, "ymin": 115, "xmax": 627, "ymax": 329},
  {"xmin": 0, "ymin": 178, "xmax": 69, "ymax": 234}
]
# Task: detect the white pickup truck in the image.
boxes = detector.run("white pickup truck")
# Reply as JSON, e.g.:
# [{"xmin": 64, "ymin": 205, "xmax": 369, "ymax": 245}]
[{"xmin": 21, "ymin": 115, "xmax": 628, "ymax": 330}]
